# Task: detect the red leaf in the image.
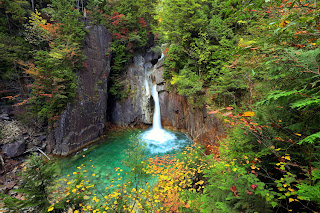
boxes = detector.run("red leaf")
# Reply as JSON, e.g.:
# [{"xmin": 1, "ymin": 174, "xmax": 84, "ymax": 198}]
[
  {"xmin": 250, "ymin": 184, "xmax": 258, "ymax": 190},
  {"xmin": 230, "ymin": 185, "xmax": 237, "ymax": 192},
  {"xmin": 225, "ymin": 106, "xmax": 234, "ymax": 110},
  {"xmin": 222, "ymin": 112, "xmax": 233, "ymax": 117},
  {"xmin": 209, "ymin": 110, "xmax": 219, "ymax": 114}
]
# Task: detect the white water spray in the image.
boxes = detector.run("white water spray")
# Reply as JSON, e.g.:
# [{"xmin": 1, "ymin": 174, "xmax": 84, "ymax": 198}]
[
  {"xmin": 151, "ymin": 84, "xmax": 161, "ymax": 130},
  {"xmin": 142, "ymin": 83, "xmax": 176, "ymax": 145},
  {"xmin": 141, "ymin": 51, "xmax": 178, "ymax": 150}
]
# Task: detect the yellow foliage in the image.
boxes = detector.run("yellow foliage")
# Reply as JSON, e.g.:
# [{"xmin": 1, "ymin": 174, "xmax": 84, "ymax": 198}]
[
  {"xmin": 238, "ymin": 38, "xmax": 257, "ymax": 48},
  {"xmin": 284, "ymin": 156, "xmax": 291, "ymax": 161},
  {"xmin": 48, "ymin": 206, "xmax": 54, "ymax": 212},
  {"xmin": 279, "ymin": 20, "xmax": 290, "ymax": 28},
  {"xmin": 30, "ymin": 9, "xmax": 47, "ymax": 26},
  {"xmin": 170, "ymin": 75, "xmax": 179, "ymax": 85},
  {"xmin": 242, "ymin": 111, "xmax": 255, "ymax": 117}
]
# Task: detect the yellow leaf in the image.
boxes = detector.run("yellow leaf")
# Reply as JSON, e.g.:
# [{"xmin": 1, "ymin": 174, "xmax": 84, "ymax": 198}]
[
  {"xmin": 284, "ymin": 156, "xmax": 291, "ymax": 161},
  {"xmin": 170, "ymin": 75, "xmax": 179, "ymax": 85},
  {"xmin": 48, "ymin": 206, "xmax": 54, "ymax": 212},
  {"xmin": 294, "ymin": 133, "xmax": 301, "ymax": 136},
  {"xmin": 289, "ymin": 198, "xmax": 294, "ymax": 202},
  {"xmin": 242, "ymin": 111, "xmax": 255, "ymax": 117},
  {"xmin": 196, "ymin": 180, "xmax": 204, "ymax": 185},
  {"xmin": 288, "ymin": 188, "xmax": 294, "ymax": 192},
  {"xmin": 279, "ymin": 20, "xmax": 290, "ymax": 28}
]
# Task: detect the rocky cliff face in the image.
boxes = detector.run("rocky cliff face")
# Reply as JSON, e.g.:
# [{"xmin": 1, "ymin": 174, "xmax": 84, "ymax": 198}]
[
  {"xmin": 110, "ymin": 51, "xmax": 161, "ymax": 127},
  {"xmin": 47, "ymin": 25, "xmax": 112, "ymax": 156},
  {"xmin": 110, "ymin": 52, "xmax": 224, "ymax": 145}
]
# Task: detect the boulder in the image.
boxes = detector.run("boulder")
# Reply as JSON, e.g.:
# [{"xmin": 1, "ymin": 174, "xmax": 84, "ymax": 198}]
[
  {"xmin": 0, "ymin": 113, "xmax": 9, "ymax": 120},
  {"xmin": 3, "ymin": 140, "xmax": 26, "ymax": 158}
]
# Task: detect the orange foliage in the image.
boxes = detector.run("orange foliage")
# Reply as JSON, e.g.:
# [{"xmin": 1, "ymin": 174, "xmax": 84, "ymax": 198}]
[
  {"xmin": 39, "ymin": 23, "xmax": 62, "ymax": 40},
  {"xmin": 17, "ymin": 60, "xmax": 40, "ymax": 76}
]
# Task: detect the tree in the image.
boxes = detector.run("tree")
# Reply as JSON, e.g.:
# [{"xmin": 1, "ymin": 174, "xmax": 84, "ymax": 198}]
[{"xmin": 2, "ymin": 154, "xmax": 58, "ymax": 212}]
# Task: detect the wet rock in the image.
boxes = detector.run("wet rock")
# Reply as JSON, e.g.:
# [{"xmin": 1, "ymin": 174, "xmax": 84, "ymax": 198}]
[
  {"xmin": 110, "ymin": 52, "xmax": 155, "ymax": 127},
  {"xmin": 0, "ymin": 113, "xmax": 9, "ymax": 120},
  {"xmin": 3, "ymin": 140, "xmax": 26, "ymax": 158},
  {"xmin": 38, "ymin": 135, "xmax": 46, "ymax": 142},
  {"xmin": 110, "ymin": 51, "xmax": 225, "ymax": 145},
  {"xmin": 151, "ymin": 66, "xmax": 165, "ymax": 85},
  {"xmin": 156, "ymin": 83, "xmax": 166, "ymax": 92}
]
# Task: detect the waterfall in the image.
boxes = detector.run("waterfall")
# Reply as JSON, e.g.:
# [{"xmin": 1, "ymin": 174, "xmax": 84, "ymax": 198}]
[
  {"xmin": 141, "ymin": 51, "xmax": 176, "ymax": 145},
  {"xmin": 142, "ymin": 83, "xmax": 176, "ymax": 144},
  {"xmin": 151, "ymin": 84, "xmax": 162, "ymax": 130}
]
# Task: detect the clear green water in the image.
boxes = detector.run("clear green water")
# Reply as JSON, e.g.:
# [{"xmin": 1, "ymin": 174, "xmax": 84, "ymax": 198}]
[{"xmin": 56, "ymin": 128, "xmax": 192, "ymax": 191}]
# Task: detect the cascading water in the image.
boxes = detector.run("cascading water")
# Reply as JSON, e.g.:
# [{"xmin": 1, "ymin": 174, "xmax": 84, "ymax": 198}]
[
  {"xmin": 141, "ymin": 83, "xmax": 177, "ymax": 149},
  {"xmin": 151, "ymin": 84, "xmax": 161, "ymax": 130}
]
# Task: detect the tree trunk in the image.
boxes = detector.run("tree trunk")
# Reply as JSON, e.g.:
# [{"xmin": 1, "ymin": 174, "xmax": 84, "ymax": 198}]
[{"xmin": 31, "ymin": 0, "xmax": 35, "ymax": 12}]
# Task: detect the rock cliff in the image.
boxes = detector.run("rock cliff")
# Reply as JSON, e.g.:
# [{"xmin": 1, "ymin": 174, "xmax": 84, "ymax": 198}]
[
  {"xmin": 110, "ymin": 51, "xmax": 161, "ymax": 127},
  {"xmin": 47, "ymin": 25, "xmax": 112, "ymax": 156},
  {"xmin": 110, "ymin": 52, "xmax": 224, "ymax": 145}
]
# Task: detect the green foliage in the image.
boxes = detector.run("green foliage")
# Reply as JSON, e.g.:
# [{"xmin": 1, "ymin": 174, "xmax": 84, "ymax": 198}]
[
  {"xmin": 122, "ymin": 133, "xmax": 149, "ymax": 189},
  {"xmin": 21, "ymin": 4, "xmax": 85, "ymax": 121},
  {"xmin": 87, "ymin": 0, "xmax": 158, "ymax": 100},
  {"xmin": 0, "ymin": 0, "xmax": 30, "ymax": 33},
  {"xmin": 0, "ymin": 0, "xmax": 32, "ymax": 88},
  {"xmin": 171, "ymin": 67, "xmax": 205, "ymax": 107},
  {"xmin": 50, "ymin": 0, "xmax": 85, "ymax": 45},
  {"xmin": 2, "ymin": 154, "xmax": 58, "ymax": 213},
  {"xmin": 297, "ymin": 170, "xmax": 320, "ymax": 205},
  {"xmin": 0, "ymin": 33, "xmax": 31, "ymax": 80},
  {"xmin": 158, "ymin": 0, "xmax": 251, "ymax": 107},
  {"xmin": 195, "ymin": 127, "xmax": 275, "ymax": 213}
]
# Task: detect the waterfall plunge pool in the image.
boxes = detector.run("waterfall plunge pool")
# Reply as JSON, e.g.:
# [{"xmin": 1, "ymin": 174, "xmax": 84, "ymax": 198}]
[
  {"xmin": 56, "ymin": 81, "xmax": 192, "ymax": 193},
  {"xmin": 56, "ymin": 128, "xmax": 193, "ymax": 192}
]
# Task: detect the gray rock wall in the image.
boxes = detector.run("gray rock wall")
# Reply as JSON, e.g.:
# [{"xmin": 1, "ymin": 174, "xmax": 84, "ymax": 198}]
[
  {"xmin": 110, "ymin": 51, "xmax": 161, "ymax": 127},
  {"xmin": 110, "ymin": 53, "xmax": 225, "ymax": 145},
  {"xmin": 47, "ymin": 25, "xmax": 112, "ymax": 156}
]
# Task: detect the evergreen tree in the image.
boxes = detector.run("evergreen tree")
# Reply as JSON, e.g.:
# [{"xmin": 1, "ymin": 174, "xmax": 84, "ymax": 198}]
[{"xmin": 2, "ymin": 154, "xmax": 58, "ymax": 213}]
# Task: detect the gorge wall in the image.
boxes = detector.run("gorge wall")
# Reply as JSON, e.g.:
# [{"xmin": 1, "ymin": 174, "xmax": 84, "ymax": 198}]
[
  {"xmin": 44, "ymin": 28, "xmax": 224, "ymax": 155},
  {"xmin": 110, "ymin": 52, "xmax": 225, "ymax": 146},
  {"xmin": 47, "ymin": 25, "xmax": 112, "ymax": 156},
  {"xmin": 110, "ymin": 51, "xmax": 161, "ymax": 127}
]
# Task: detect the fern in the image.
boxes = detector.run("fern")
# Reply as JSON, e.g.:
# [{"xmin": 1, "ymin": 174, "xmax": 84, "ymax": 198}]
[
  {"xmin": 299, "ymin": 132, "xmax": 320, "ymax": 145},
  {"xmin": 297, "ymin": 170, "xmax": 320, "ymax": 205}
]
